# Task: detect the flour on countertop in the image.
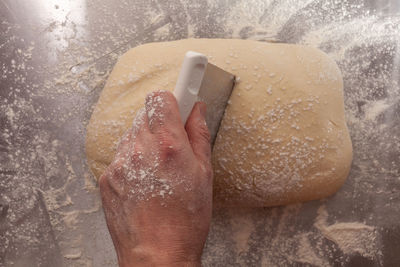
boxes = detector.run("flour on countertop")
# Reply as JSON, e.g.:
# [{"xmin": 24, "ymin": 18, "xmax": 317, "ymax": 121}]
[
  {"xmin": 1, "ymin": 0, "xmax": 399, "ymax": 266},
  {"xmin": 315, "ymin": 206, "xmax": 380, "ymax": 259}
]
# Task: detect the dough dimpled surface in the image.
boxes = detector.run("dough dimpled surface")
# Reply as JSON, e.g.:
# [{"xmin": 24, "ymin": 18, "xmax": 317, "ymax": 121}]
[{"xmin": 85, "ymin": 39, "xmax": 353, "ymax": 207}]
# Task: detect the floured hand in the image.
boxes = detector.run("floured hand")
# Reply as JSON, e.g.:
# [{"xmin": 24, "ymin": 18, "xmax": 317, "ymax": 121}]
[{"xmin": 99, "ymin": 90, "xmax": 213, "ymax": 267}]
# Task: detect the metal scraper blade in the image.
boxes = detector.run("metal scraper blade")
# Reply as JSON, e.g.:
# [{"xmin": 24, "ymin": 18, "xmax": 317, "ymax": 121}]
[{"xmin": 197, "ymin": 63, "xmax": 235, "ymax": 147}]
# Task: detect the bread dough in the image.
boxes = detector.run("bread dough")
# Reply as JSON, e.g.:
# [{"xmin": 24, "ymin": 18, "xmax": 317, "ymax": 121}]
[{"xmin": 85, "ymin": 39, "xmax": 352, "ymax": 207}]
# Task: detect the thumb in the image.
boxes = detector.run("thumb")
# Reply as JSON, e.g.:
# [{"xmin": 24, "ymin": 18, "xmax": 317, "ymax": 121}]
[{"xmin": 185, "ymin": 102, "xmax": 211, "ymax": 164}]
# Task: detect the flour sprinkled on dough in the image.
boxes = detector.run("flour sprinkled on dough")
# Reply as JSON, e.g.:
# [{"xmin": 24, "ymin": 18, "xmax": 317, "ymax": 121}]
[{"xmin": 86, "ymin": 39, "xmax": 352, "ymax": 208}]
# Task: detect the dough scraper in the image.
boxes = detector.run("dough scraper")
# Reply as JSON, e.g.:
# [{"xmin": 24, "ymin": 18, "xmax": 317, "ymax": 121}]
[{"xmin": 173, "ymin": 51, "xmax": 236, "ymax": 147}]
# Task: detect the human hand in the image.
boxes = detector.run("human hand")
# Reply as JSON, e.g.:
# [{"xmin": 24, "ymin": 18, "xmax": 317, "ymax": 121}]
[{"xmin": 99, "ymin": 90, "xmax": 213, "ymax": 267}]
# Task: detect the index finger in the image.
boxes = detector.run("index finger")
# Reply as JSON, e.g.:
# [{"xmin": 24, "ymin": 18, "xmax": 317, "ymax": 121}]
[
  {"xmin": 145, "ymin": 90, "xmax": 185, "ymax": 135},
  {"xmin": 115, "ymin": 108, "xmax": 149, "ymax": 157}
]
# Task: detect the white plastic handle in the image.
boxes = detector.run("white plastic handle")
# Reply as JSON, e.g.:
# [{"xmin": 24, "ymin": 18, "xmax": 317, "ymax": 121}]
[{"xmin": 173, "ymin": 51, "xmax": 208, "ymax": 124}]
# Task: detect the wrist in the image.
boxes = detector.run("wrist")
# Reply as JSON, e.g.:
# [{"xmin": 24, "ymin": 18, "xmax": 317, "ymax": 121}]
[{"xmin": 117, "ymin": 245, "xmax": 201, "ymax": 267}]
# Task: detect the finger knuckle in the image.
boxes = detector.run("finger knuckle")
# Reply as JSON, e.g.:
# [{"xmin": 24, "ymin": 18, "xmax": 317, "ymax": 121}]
[
  {"xmin": 111, "ymin": 159, "xmax": 126, "ymax": 177},
  {"xmin": 157, "ymin": 130, "xmax": 183, "ymax": 160},
  {"xmin": 99, "ymin": 162, "xmax": 125, "ymax": 196},
  {"xmin": 99, "ymin": 161, "xmax": 125, "ymax": 192},
  {"xmin": 198, "ymin": 123, "xmax": 211, "ymax": 143},
  {"xmin": 98, "ymin": 174, "xmax": 110, "ymax": 193},
  {"xmin": 161, "ymin": 144, "xmax": 182, "ymax": 160}
]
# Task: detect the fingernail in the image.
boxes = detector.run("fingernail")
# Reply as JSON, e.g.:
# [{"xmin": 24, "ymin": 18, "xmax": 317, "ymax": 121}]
[{"xmin": 199, "ymin": 102, "xmax": 207, "ymax": 117}]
